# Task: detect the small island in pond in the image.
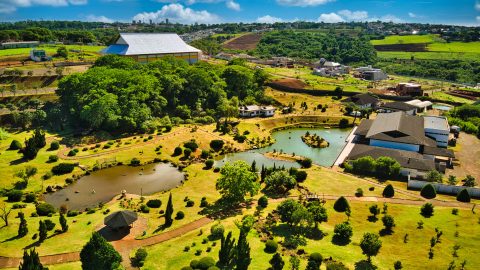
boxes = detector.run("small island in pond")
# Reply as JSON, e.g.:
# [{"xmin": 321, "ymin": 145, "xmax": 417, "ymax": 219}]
[{"xmin": 301, "ymin": 131, "xmax": 329, "ymax": 148}]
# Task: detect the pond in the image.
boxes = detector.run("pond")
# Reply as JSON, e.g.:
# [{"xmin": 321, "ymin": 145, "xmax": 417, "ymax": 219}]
[
  {"xmin": 215, "ymin": 128, "xmax": 352, "ymax": 169},
  {"xmin": 44, "ymin": 163, "xmax": 184, "ymax": 210}
]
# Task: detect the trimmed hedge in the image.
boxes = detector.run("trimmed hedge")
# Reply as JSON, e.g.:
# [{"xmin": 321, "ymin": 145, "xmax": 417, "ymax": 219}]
[
  {"xmin": 382, "ymin": 184, "xmax": 395, "ymax": 198},
  {"xmin": 420, "ymin": 184, "xmax": 437, "ymax": 199},
  {"xmin": 51, "ymin": 163, "xmax": 75, "ymax": 175},
  {"xmin": 264, "ymin": 239, "xmax": 278, "ymax": 253},
  {"xmin": 9, "ymin": 140, "xmax": 22, "ymax": 150},
  {"xmin": 456, "ymin": 189, "xmax": 471, "ymax": 202},
  {"xmin": 333, "ymin": 196, "xmax": 350, "ymax": 212},
  {"xmin": 36, "ymin": 203, "xmax": 55, "ymax": 216},
  {"xmin": 146, "ymin": 199, "xmax": 162, "ymax": 208}
]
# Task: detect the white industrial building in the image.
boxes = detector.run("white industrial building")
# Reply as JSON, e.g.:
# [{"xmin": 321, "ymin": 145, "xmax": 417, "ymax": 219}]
[
  {"xmin": 101, "ymin": 33, "xmax": 201, "ymax": 64},
  {"xmin": 405, "ymin": 99, "xmax": 433, "ymax": 113},
  {"xmin": 424, "ymin": 116, "xmax": 450, "ymax": 147}
]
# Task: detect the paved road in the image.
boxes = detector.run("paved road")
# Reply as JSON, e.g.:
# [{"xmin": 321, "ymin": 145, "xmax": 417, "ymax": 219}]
[{"xmin": 333, "ymin": 126, "xmax": 357, "ymax": 166}]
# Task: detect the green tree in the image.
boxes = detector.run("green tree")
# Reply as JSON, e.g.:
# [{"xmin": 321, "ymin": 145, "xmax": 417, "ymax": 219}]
[
  {"xmin": 235, "ymin": 230, "xmax": 251, "ymax": 270},
  {"xmin": 19, "ymin": 248, "xmax": 46, "ymax": 270},
  {"xmin": 463, "ymin": 175, "xmax": 477, "ymax": 187},
  {"xmin": 18, "ymin": 212, "xmax": 28, "ymax": 237},
  {"xmin": 333, "ymin": 221, "xmax": 353, "ymax": 243},
  {"xmin": 425, "ymin": 170, "xmax": 443, "ymax": 183},
  {"xmin": 420, "ymin": 184, "xmax": 437, "ymax": 199},
  {"xmin": 351, "ymin": 156, "xmax": 376, "ymax": 174},
  {"xmin": 369, "ymin": 205, "xmax": 380, "ymax": 220},
  {"xmin": 15, "ymin": 166, "xmax": 38, "ymax": 188},
  {"xmin": 334, "ymin": 86, "xmax": 343, "ymax": 99},
  {"xmin": 269, "ymin": 253, "xmax": 285, "ymax": 270},
  {"xmin": 382, "ymin": 184, "xmax": 395, "ymax": 198},
  {"xmin": 56, "ymin": 46, "xmax": 68, "ymax": 59},
  {"xmin": 394, "ymin": 260, "xmax": 403, "ymax": 270},
  {"xmin": 421, "ymin": 203, "xmax": 434, "ymax": 218},
  {"xmin": 306, "ymin": 252, "xmax": 323, "ymax": 270},
  {"xmin": 218, "ymin": 231, "xmax": 236, "ymax": 268},
  {"xmin": 80, "ymin": 232, "xmax": 122, "ymax": 270},
  {"xmin": 38, "ymin": 220, "xmax": 47, "ymax": 243},
  {"xmin": 289, "ymin": 255, "xmax": 300, "ymax": 270},
  {"xmin": 165, "ymin": 193, "xmax": 174, "ymax": 227},
  {"xmin": 59, "ymin": 213, "xmax": 68, "ymax": 232},
  {"xmin": 375, "ymin": 157, "xmax": 400, "ymax": 178},
  {"xmin": 264, "ymin": 170, "xmax": 297, "ymax": 194},
  {"xmin": 307, "ymin": 201, "xmax": 328, "ymax": 228},
  {"xmin": 447, "ymin": 175, "xmax": 458, "ymax": 185},
  {"xmin": 276, "ymin": 199, "xmax": 303, "ymax": 225},
  {"xmin": 216, "ymin": 161, "xmax": 259, "ymax": 205},
  {"xmin": 360, "ymin": 232, "xmax": 382, "ymax": 263},
  {"xmin": 333, "ymin": 196, "xmax": 350, "ymax": 213},
  {"xmin": 381, "ymin": 215, "xmax": 395, "ymax": 233}
]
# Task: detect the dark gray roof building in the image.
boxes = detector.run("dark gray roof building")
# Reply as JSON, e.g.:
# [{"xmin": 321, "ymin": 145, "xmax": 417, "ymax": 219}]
[
  {"xmin": 379, "ymin": 101, "xmax": 417, "ymax": 112},
  {"xmin": 104, "ymin": 210, "xmax": 138, "ymax": 229},
  {"xmin": 342, "ymin": 93, "xmax": 380, "ymax": 106}
]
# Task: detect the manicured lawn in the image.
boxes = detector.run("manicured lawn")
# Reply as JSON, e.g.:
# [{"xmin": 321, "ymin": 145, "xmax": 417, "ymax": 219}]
[
  {"xmin": 377, "ymin": 51, "xmax": 480, "ymax": 61},
  {"xmin": 371, "ymin": 34, "xmax": 440, "ymax": 45},
  {"xmin": 141, "ymin": 199, "xmax": 480, "ymax": 270},
  {"xmin": 428, "ymin": 42, "xmax": 480, "ymax": 54}
]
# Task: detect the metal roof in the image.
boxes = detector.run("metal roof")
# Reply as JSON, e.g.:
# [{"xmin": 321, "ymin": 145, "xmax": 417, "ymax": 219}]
[
  {"xmin": 102, "ymin": 33, "xmax": 201, "ymax": 56},
  {"xmin": 424, "ymin": 116, "xmax": 449, "ymax": 131},
  {"xmin": 405, "ymin": 99, "xmax": 433, "ymax": 108},
  {"xmin": 104, "ymin": 210, "xmax": 138, "ymax": 228}
]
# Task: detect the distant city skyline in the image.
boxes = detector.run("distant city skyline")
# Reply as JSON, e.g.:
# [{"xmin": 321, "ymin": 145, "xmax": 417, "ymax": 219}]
[{"xmin": 1, "ymin": 0, "xmax": 479, "ymax": 26}]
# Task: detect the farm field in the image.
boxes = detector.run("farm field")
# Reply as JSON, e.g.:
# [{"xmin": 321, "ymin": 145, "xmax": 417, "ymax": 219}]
[
  {"xmin": 223, "ymin": 33, "xmax": 263, "ymax": 51},
  {"xmin": 371, "ymin": 34, "xmax": 440, "ymax": 45},
  {"xmin": 377, "ymin": 51, "xmax": 480, "ymax": 61},
  {"xmin": 0, "ymin": 45, "xmax": 105, "ymax": 57}
]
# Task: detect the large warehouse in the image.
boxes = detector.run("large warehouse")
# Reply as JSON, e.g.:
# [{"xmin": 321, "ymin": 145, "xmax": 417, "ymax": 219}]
[{"xmin": 101, "ymin": 33, "xmax": 201, "ymax": 64}]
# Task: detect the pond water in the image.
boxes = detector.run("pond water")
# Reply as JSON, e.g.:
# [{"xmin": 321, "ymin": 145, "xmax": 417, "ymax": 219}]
[
  {"xmin": 44, "ymin": 163, "xmax": 184, "ymax": 210},
  {"xmin": 215, "ymin": 128, "xmax": 352, "ymax": 168},
  {"xmin": 432, "ymin": 103, "xmax": 453, "ymax": 111}
]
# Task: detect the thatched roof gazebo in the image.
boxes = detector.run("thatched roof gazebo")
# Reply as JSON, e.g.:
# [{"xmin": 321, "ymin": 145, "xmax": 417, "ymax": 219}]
[{"xmin": 104, "ymin": 210, "xmax": 138, "ymax": 230}]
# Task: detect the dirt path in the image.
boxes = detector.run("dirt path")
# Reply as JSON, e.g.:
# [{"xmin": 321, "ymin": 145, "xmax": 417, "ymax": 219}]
[{"xmin": 447, "ymin": 133, "xmax": 480, "ymax": 180}]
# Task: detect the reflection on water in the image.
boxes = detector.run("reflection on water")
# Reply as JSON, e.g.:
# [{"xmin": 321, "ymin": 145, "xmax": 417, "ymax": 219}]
[
  {"xmin": 44, "ymin": 163, "xmax": 184, "ymax": 210},
  {"xmin": 215, "ymin": 128, "xmax": 351, "ymax": 168}
]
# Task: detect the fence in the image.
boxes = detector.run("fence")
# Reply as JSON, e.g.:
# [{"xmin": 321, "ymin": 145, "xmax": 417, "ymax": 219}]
[{"xmin": 407, "ymin": 179, "xmax": 480, "ymax": 198}]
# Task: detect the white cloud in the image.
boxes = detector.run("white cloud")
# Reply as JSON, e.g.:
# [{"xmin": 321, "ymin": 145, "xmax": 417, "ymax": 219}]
[
  {"xmin": 257, "ymin": 15, "xmax": 283, "ymax": 23},
  {"xmin": 379, "ymin": 14, "xmax": 402, "ymax": 23},
  {"xmin": 408, "ymin": 12, "xmax": 417, "ymax": 18},
  {"xmin": 133, "ymin": 3, "xmax": 220, "ymax": 24},
  {"xmin": 0, "ymin": 0, "xmax": 87, "ymax": 13},
  {"xmin": 225, "ymin": 0, "xmax": 240, "ymax": 11},
  {"xmin": 477, "ymin": 16, "xmax": 480, "ymax": 22},
  {"xmin": 277, "ymin": 0, "xmax": 335, "ymax": 7},
  {"xmin": 86, "ymin": 14, "xmax": 114, "ymax": 23},
  {"xmin": 317, "ymin": 12, "xmax": 344, "ymax": 23},
  {"xmin": 476, "ymin": 1, "xmax": 480, "ymax": 11},
  {"xmin": 338, "ymin": 9, "xmax": 368, "ymax": 21}
]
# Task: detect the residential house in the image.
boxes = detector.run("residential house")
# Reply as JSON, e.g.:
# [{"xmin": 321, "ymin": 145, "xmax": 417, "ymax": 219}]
[
  {"xmin": 239, "ymin": 105, "xmax": 276, "ymax": 118},
  {"xmin": 342, "ymin": 93, "xmax": 380, "ymax": 109},
  {"xmin": 355, "ymin": 65, "xmax": 388, "ymax": 81},
  {"xmin": 405, "ymin": 99, "xmax": 433, "ymax": 113},
  {"xmin": 396, "ymin": 83, "xmax": 423, "ymax": 96},
  {"xmin": 378, "ymin": 101, "xmax": 418, "ymax": 115}
]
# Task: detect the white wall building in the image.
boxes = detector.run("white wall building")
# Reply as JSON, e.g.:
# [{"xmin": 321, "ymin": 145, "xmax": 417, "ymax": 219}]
[
  {"xmin": 424, "ymin": 116, "xmax": 450, "ymax": 147},
  {"xmin": 239, "ymin": 105, "xmax": 276, "ymax": 118}
]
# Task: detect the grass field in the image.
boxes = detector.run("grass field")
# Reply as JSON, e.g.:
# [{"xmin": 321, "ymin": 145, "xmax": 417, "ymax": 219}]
[
  {"xmin": 0, "ymin": 45, "xmax": 105, "ymax": 57},
  {"xmin": 138, "ymin": 199, "xmax": 480, "ymax": 270},
  {"xmin": 377, "ymin": 51, "xmax": 480, "ymax": 61},
  {"xmin": 371, "ymin": 34, "xmax": 440, "ymax": 45}
]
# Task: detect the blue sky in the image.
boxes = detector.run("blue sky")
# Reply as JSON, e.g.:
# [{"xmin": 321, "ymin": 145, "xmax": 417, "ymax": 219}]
[{"xmin": 1, "ymin": 0, "xmax": 480, "ymax": 26}]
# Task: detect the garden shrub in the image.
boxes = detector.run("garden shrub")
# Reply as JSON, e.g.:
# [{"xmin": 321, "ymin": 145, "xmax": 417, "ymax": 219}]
[
  {"xmin": 184, "ymin": 140, "xmax": 199, "ymax": 152},
  {"xmin": 339, "ymin": 118, "xmax": 349, "ymax": 128},
  {"xmin": 201, "ymin": 150, "xmax": 210, "ymax": 159},
  {"xmin": 299, "ymin": 158, "xmax": 312, "ymax": 168},
  {"xmin": 333, "ymin": 196, "xmax": 350, "ymax": 212},
  {"xmin": 205, "ymin": 159, "xmax": 214, "ymax": 169},
  {"xmin": 67, "ymin": 150, "xmax": 76, "ymax": 156},
  {"xmin": 186, "ymin": 200, "xmax": 194, "ymax": 207},
  {"xmin": 456, "ymin": 189, "xmax": 471, "ymax": 202},
  {"xmin": 139, "ymin": 204, "xmax": 150, "ymax": 213},
  {"xmin": 210, "ymin": 140, "xmax": 224, "ymax": 151},
  {"xmin": 210, "ymin": 224, "xmax": 224, "ymax": 239},
  {"xmin": 50, "ymin": 141, "xmax": 60, "ymax": 150},
  {"xmin": 258, "ymin": 195, "xmax": 268, "ymax": 208},
  {"xmin": 421, "ymin": 203, "xmax": 434, "ymax": 217},
  {"xmin": 67, "ymin": 210, "xmax": 79, "ymax": 217},
  {"xmin": 196, "ymin": 257, "xmax": 215, "ymax": 270},
  {"xmin": 24, "ymin": 193, "xmax": 36, "ymax": 203},
  {"xmin": 7, "ymin": 189, "xmax": 23, "ymax": 202},
  {"xmin": 176, "ymin": 211, "xmax": 185, "ymax": 220},
  {"xmin": 295, "ymin": 171, "xmax": 308, "ymax": 182},
  {"xmin": 265, "ymin": 239, "xmax": 278, "ymax": 253},
  {"xmin": 174, "ymin": 147, "xmax": 183, "ymax": 156},
  {"xmin": 44, "ymin": 219, "xmax": 56, "ymax": 231},
  {"xmin": 51, "ymin": 163, "xmax": 75, "ymax": 175},
  {"xmin": 48, "ymin": 155, "xmax": 59, "ymax": 162},
  {"xmin": 9, "ymin": 140, "xmax": 22, "ymax": 150},
  {"xmin": 146, "ymin": 199, "xmax": 162, "ymax": 208},
  {"xmin": 184, "ymin": 148, "xmax": 192, "ymax": 158},
  {"xmin": 200, "ymin": 197, "xmax": 208, "ymax": 207},
  {"xmin": 130, "ymin": 158, "xmax": 141, "ymax": 166},
  {"xmin": 420, "ymin": 184, "xmax": 437, "ymax": 199},
  {"xmin": 382, "ymin": 184, "xmax": 395, "ymax": 198},
  {"xmin": 355, "ymin": 188, "xmax": 364, "ymax": 197},
  {"xmin": 131, "ymin": 248, "xmax": 147, "ymax": 267},
  {"xmin": 36, "ymin": 203, "xmax": 55, "ymax": 216}
]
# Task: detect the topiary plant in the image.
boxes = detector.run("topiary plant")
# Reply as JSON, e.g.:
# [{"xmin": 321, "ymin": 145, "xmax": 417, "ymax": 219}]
[
  {"xmin": 264, "ymin": 239, "xmax": 278, "ymax": 253},
  {"xmin": 9, "ymin": 140, "xmax": 22, "ymax": 150},
  {"xmin": 420, "ymin": 184, "xmax": 437, "ymax": 199},
  {"xmin": 333, "ymin": 196, "xmax": 350, "ymax": 212},
  {"xmin": 382, "ymin": 184, "xmax": 395, "ymax": 198},
  {"xmin": 456, "ymin": 189, "xmax": 471, "ymax": 203}
]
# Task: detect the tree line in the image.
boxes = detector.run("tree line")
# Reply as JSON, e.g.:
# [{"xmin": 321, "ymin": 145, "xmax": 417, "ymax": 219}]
[
  {"xmin": 255, "ymin": 30, "xmax": 377, "ymax": 64},
  {"xmin": 55, "ymin": 55, "xmax": 270, "ymax": 133}
]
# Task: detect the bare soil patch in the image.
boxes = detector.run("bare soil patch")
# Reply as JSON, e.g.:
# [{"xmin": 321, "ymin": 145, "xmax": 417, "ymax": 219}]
[
  {"xmin": 223, "ymin": 33, "xmax": 262, "ymax": 51},
  {"xmin": 269, "ymin": 78, "xmax": 309, "ymax": 90},
  {"xmin": 374, "ymin": 43, "xmax": 428, "ymax": 52}
]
